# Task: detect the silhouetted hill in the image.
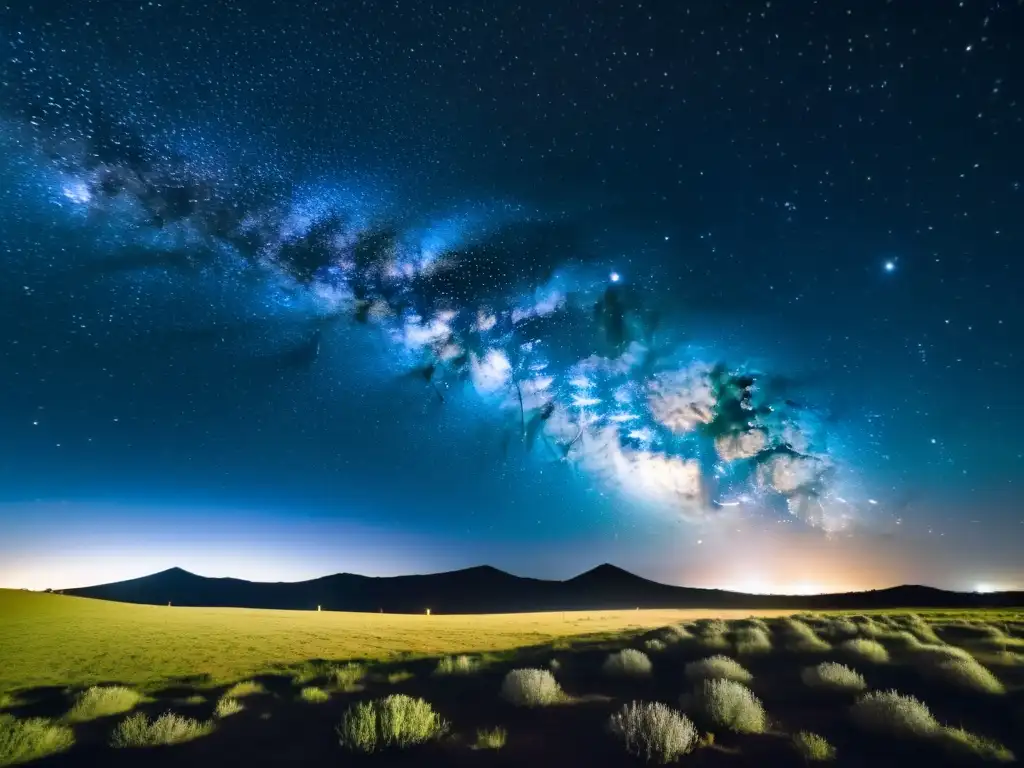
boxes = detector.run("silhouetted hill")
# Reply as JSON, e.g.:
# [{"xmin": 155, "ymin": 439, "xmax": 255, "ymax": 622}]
[{"xmin": 62, "ymin": 565, "xmax": 1024, "ymax": 613}]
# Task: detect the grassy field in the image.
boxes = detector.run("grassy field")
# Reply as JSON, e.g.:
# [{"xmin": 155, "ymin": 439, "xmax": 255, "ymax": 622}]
[
  {"xmin": 0, "ymin": 589, "xmax": 793, "ymax": 693},
  {"xmin": 2, "ymin": 589, "xmax": 1022, "ymax": 767}
]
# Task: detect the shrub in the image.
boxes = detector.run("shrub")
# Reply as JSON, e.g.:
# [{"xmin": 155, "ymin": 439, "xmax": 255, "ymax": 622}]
[
  {"xmin": 609, "ymin": 701, "xmax": 697, "ymax": 764},
  {"xmin": 603, "ymin": 649, "xmax": 653, "ymax": 677},
  {"xmin": 793, "ymin": 731, "xmax": 836, "ymax": 761},
  {"xmin": 292, "ymin": 661, "xmax": 333, "ymax": 684},
  {"xmin": 695, "ymin": 618, "xmax": 728, "ymax": 635},
  {"xmin": 0, "ymin": 695, "xmax": 14, "ymax": 712},
  {"xmin": 0, "ymin": 714, "xmax": 75, "ymax": 765},
  {"xmin": 644, "ymin": 638, "xmax": 667, "ymax": 653},
  {"xmin": 734, "ymin": 627, "xmax": 772, "ymax": 655},
  {"xmin": 500, "ymin": 669, "xmax": 562, "ymax": 707},
  {"xmin": 841, "ymin": 638, "xmax": 889, "ymax": 663},
  {"xmin": 67, "ymin": 686, "xmax": 142, "ymax": 722},
  {"xmin": 850, "ymin": 690, "xmax": 939, "ymax": 738},
  {"xmin": 299, "ymin": 686, "xmax": 330, "ymax": 703},
  {"xmin": 337, "ymin": 695, "xmax": 447, "ymax": 753},
  {"xmin": 684, "ymin": 655, "xmax": 752, "ymax": 684},
  {"xmin": 801, "ymin": 662, "xmax": 866, "ymax": 692},
  {"xmin": 910, "ymin": 643, "xmax": 972, "ymax": 663},
  {"xmin": 223, "ymin": 680, "xmax": 265, "ymax": 698},
  {"xmin": 434, "ymin": 655, "xmax": 478, "ymax": 675},
  {"xmin": 781, "ymin": 619, "xmax": 831, "ymax": 652},
  {"xmin": 690, "ymin": 679, "xmax": 766, "ymax": 734},
  {"xmin": 822, "ymin": 617, "xmax": 860, "ymax": 639},
  {"xmin": 387, "ymin": 671, "xmax": 414, "ymax": 684},
  {"xmin": 660, "ymin": 624, "xmax": 693, "ymax": 643},
  {"xmin": 330, "ymin": 663, "xmax": 366, "ymax": 691},
  {"xmin": 931, "ymin": 658, "xmax": 1005, "ymax": 694},
  {"xmin": 110, "ymin": 712, "xmax": 214, "ymax": 748},
  {"xmin": 182, "ymin": 694, "xmax": 206, "ymax": 705},
  {"xmin": 214, "ymin": 697, "xmax": 243, "ymax": 718},
  {"xmin": 548, "ymin": 658, "xmax": 561, "ymax": 672},
  {"xmin": 900, "ymin": 615, "xmax": 943, "ymax": 644},
  {"xmin": 941, "ymin": 727, "xmax": 1014, "ymax": 762},
  {"xmin": 473, "ymin": 726, "xmax": 507, "ymax": 750}
]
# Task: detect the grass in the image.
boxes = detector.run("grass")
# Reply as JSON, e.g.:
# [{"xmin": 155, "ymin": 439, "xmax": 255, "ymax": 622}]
[
  {"xmin": 602, "ymin": 648, "xmax": 653, "ymax": 677},
  {"xmin": 223, "ymin": 680, "xmax": 265, "ymax": 698},
  {"xmin": 434, "ymin": 655, "xmax": 478, "ymax": 675},
  {"xmin": 337, "ymin": 695, "xmax": 447, "ymax": 752},
  {"xmin": 941, "ymin": 726, "xmax": 1014, "ymax": 762},
  {"xmin": 929, "ymin": 657, "xmax": 1005, "ymax": 694},
  {"xmin": 689, "ymin": 679, "xmax": 766, "ymax": 734},
  {"xmin": 329, "ymin": 662, "xmax": 366, "ymax": 690},
  {"xmin": 0, "ymin": 714, "xmax": 75, "ymax": 766},
  {"xmin": 793, "ymin": 731, "xmax": 836, "ymax": 761},
  {"xmin": 609, "ymin": 701, "xmax": 697, "ymax": 763},
  {"xmin": 840, "ymin": 637, "xmax": 890, "ymax": 663},
  {"xmin": 110, "ymin": 711, "xmax": 214, "ymax": 747},
  {"xmin": 850, "ymin": 690, "xmax": 939, "ymax": 738},
  {"xmin": 801, "ymin": 662, "xmax": 866, "ymax": 692},
  {"xmin": 734, "ymin": 626, "xmax": 772, "ymax": 654},
  {"xmin": 66, "ymin": 685, "xmax": 142, "ymax": 722},
  {"xmin": 781, "ymin": 618, "xmax": 832, "ymax": 652},
  {"xmin": 214, "ymin": 697, "xmax": 243, "ymax": 718},
  {"xmin": 0, "ymin": 589, "xmax": 784, "ymax": 692},
  {"xmin": 473, "ymin": 726, "xmax": 507, "ymax": 750},
  {"xmin": 387, "ymin": 670, "xmax": 414, "ymax": 684},
  {"xmin": 500, "ymin": 669, "xmax": 562, "ymax": 706},
  {"xmin": 299, "ymin": 686, "xmax": 331, "ymax": 703},
  {"xmin": 684, "ymin": 655, "xmax": 752, "ymax": 684}
]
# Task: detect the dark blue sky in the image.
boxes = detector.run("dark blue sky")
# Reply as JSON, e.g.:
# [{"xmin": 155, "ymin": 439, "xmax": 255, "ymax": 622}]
[{"xmin": 1, "ymin": 0, "xmax": 1021, "ymax": 593}]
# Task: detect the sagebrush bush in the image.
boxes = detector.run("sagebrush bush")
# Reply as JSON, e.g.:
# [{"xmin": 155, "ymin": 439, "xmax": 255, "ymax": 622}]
[
  {"xmin": 793, "ymin": 731, "xmax": 836, "ymax": 761},
  {"xmin": 299, "ymin": 686, "xmax": 330, "ymax": 703},
  {"xmin": 801, "ymin": 662, "xmax": 866, "ymax": 692},
  {"xmin": 684, "ymin": 655, "xmax": 752, "ymax": 684},
  {"xmin": 850, "ymin": 690, "xmax": 939, "ymax": 738},
  {"xmin": 660, "ymin": 624, "xmax": 693, "ymax": 643},
  {"xmin": 473, "ymin": 726, "xmax": 507, "ymax": 750},
  {"xmin": 387, "ymin": 671, "xmax": 414, "ymax": 685},
  {"xmin": 214, "ymin": 697, "xmax": 243, "ymax": 718},
  {"xmin": 900, "ymin": 615, "xmax": 943, "ymax": 644},
  {"xmin": 603, "ymin": 649, "xmax": 653, "ymax": 677},
  {"xmin": 941, "ymin": 727, "xmax": 1014, "ymax": 762},
  {"xmin": 292, "ymin": 661, "xmax": 334, "ymax": 684},
  {"xmin": 734, "ymin": 627, "xmax": 772, "ymax": 655},
  {"xmin": 609, "ymin": 701, "xmax": 697, "ymax": 764},
  {"xmin": 110, "ymin": 712, "xmax": 214, "ymax": 748},
  {"xmin": 500, "ymin": 669, "xmax": 562, "ymax": 707},
  {"xmin": 434, "ymin": 655, "xmax": 478, "ymax": 676},
  {"xmin": 781, "ymin": 618, "xmax": 831, "ymax": 652},
  {"xmin": 695, "ymin": 618, "xmax": 728, "ymax": 635},
  {"xmin": 66, "ymin": 685, "xmax": 142, "ymax": 722},
  {"xmin": 841, "ymin": 638, "xmax": 889, "ymax": 663},
  {"xmin": 931, "ymin": 657, "xmax": 1005, "ymax": 694},
  {"xmin": 822, "ymin": 617, "xmax": 860, "ymax": 639},
  {"xmin": 644, "ymin": 638, "xmax": 667, "ymax": 653},
  {"xmin": 690, "ymin": 679, "xmax": 766, "ymax": 734},
  {"xmin": 329, "ymin": 663, "xmax": 366, "ymax": 691},
  {"xmin": 223, "ymin": 680, "xmax": 265, "ymax": 698},
  {"xmin": 0, "ymin": 714, "xmax": 75, "ymax": 765},
  {"xmin": 337, "ymin": 695, "xmax": 447, "ymax": 753}
]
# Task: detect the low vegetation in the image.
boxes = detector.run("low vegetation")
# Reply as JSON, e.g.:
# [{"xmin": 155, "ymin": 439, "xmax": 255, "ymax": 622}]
[
  {"xmin": 840, "ymin": 637, "xmax": 889, "ymax": 663},
  {"xmin": 223, "ymin": 680, "xmax": 266, "ymax": 698},
  {"xmin": 684, "ymin": 655, "xmax": 752, "ymax": 683},
  {"xmin": 110, "ymin": 712, "xmax": 214, "ymax": 748},
  {"xmin": 473, "ymin": 726, "xmax": 507, "ymax": 750},
  {"xmin": 609, "ymin": 701, "xmax": 697, "ymax": 763},
  {"xmin": 2, "ymin": 590, "xmax": 1021, "ymax": 766},
  {"xmin": 66, "ymin": 685, "xmax": 142, "ymax": 722},
  {"xmin": 299, "ymin": 686, "xmax": 331, "ymax": 703},
  {"xmin": 337, "ymin": 695, "xmax": 447, "ymax": 753},
  {"xmin": 602, "ymin": 648, "xmax": 653, "ymax": 677},
  {"xmin": 0, "ymin": 715, "xmax": 75, "ymax": 766},
  {"xmin": 689, "ymin": 678, "xmax": 766, "ymax": 733},
  {"xmin": 214, "ymin": 697, "xmax": 243, "ymax": 718},
  {"xmin": 500, "ymin": 669, "xmax": 562, "ymax": 706},
  {"xmin": 850, "ymin": 690, "xmax": 939, "ymax": 738},
  {"xmin": 434, "ymin": 655, "xmax": 478, "ymax": 675},
  {"xmin": 801, "ymin": 662, "xmax": 866, "ymax": 692},
  {"xmin": 793, "ymin": 731, "xmax": 836, "ymax": 761}
]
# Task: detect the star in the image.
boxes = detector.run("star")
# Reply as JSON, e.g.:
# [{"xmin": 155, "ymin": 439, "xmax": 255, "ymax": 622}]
[{"xmin": 884, "ymin": 260, "xmax": 896, "ymax": 273}]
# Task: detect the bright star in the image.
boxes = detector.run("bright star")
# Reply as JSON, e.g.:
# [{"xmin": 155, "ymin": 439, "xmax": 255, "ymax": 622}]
[
  {"xmin": 609, "ymin": 272, "xmax": 620, "ymax": 283},
  {"xmin": 884, "ymin": 260, "xmax": 896, "ymax": 273}
]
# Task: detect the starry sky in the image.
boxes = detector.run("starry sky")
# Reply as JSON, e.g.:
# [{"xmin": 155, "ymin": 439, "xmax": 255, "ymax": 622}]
[{"xmin": 1, "ymin": 0, "xmax": 1022, "ymax": 594}]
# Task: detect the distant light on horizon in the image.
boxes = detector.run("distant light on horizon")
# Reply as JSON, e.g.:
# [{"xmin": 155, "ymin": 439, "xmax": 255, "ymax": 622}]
[{"xmin": 974, "ymin": 583, "xmax": 996, "ymax": 594}]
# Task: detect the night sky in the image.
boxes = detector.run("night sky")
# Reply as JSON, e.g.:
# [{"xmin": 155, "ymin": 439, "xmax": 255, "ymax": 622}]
[{"xmin": 1, "ymin": 0, "xmax": 1022, "ymax": 594}]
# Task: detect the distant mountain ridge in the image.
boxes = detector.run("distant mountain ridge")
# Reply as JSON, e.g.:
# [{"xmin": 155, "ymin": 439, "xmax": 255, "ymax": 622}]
[{"xmin": 60, "ymin": 564, "xmax": 1024, "ymax": 613}]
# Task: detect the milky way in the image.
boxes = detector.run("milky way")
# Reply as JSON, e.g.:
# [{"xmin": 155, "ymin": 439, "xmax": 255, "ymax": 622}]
[{"xmin": 0, "ymin": 100, "xmax": 863, "ymax": 534}]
